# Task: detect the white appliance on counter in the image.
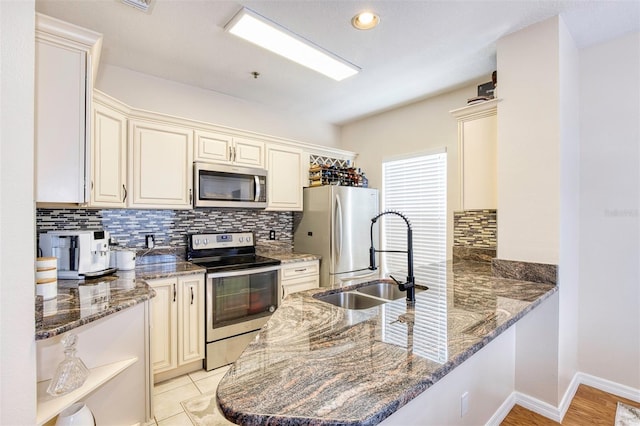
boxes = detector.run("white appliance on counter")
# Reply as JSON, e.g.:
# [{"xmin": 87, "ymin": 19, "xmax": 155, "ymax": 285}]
[
  {"xmin": 294, "ymin": 186, "xmax": 379, "ymax": 287},
  {"xmin": 39, "ymin": 230, "xmax": 115, "ymax": 279}
]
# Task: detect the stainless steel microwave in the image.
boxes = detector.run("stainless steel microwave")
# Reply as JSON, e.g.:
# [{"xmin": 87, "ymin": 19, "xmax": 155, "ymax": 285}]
[{"xmin": 194, "ymin": 162, "xmax": 267, "ymax": 208}]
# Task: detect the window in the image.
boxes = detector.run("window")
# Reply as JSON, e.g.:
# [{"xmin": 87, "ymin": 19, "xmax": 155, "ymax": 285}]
[{"xmin": 381, "ymin": 150, "xmax": 447, "ymax": 282}]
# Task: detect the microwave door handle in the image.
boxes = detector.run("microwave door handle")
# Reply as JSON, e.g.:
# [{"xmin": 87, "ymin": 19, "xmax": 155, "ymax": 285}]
[{"xmin": 254, "ymin": 175, "xmax": 261, "ymax": 202}]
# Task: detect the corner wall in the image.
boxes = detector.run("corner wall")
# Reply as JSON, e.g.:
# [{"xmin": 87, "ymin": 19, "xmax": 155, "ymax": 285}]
[
  {"xmin": 340, "ymin": 80, "xmax": 487, "ymax": 260},
  {"xmin": 0, "ymin": 1, "xmax": 37, "ymax": 423}
]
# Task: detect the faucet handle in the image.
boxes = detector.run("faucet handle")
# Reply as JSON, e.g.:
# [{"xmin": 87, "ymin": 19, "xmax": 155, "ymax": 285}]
[{"xmin": 389, "ymin": 274, "xmax": 414, "ymax": 291}]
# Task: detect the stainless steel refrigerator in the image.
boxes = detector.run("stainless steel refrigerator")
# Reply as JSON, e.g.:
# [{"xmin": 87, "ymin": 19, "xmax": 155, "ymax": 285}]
[{"xmin": 294, "ymin": 185, "xmax": 379, "ymax": 287}]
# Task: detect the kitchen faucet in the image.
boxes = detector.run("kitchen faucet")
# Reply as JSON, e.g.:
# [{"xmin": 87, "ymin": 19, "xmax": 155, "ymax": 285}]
[{"xmin": 368, "ymin": 210, "xmax": 415, "ymax": 303}]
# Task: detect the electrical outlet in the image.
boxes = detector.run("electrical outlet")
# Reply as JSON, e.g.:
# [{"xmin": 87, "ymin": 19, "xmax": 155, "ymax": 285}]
[
  {"xmin": 460, "ymin": 391, "xmax": 469, "ymax": 417},
  {"xmin": 145, "ymin": 234, "xmax": 155, "ymax": 249},
  {"xmin": 269, "ymin": 230, "xmax": 276, "ymax": 240}
]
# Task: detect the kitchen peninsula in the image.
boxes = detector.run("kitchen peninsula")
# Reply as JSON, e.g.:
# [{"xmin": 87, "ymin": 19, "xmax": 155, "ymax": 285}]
[
  {"xmin": 216, "ymin": 260, "xmax": 557, "ymax": 425},
  {"xmin": 35, "ymin": 261, "xmax": 204, "ymax": 425}
]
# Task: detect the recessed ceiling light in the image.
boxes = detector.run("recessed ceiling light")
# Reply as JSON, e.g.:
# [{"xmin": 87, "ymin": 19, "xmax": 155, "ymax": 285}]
[
  {"xmin": 225, "ymin": 7, "xmax": 360, "ymax": 81},
  {"xmin": 351, "ymin": 11, "xmax": 379, "ymax": 30}
]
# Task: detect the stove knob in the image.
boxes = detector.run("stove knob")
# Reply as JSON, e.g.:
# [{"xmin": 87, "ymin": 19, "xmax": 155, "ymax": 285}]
[
  {"xmin": 239, "ymin": 237, "xmax": 244, "ymax": 243},
  {"xmin": 247, "ymin": 236, "xmax": 252, "ymax": 243},
  {"xmin": 194, "ymin": 239, "xmax": 200, "ymax": 247},
  {"xmin": 203, "ymin": 238, "xmax": 208, "ymax": 246}
]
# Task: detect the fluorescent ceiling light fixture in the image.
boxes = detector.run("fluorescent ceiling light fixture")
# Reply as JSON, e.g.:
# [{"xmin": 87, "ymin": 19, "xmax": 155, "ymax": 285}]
[{"xmin": 225, "ymin": 7, "xmax": 360, "ymax": 81}]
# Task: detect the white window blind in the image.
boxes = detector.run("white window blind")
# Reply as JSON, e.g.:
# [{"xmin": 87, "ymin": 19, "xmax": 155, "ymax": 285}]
[
  {"xmin": 381, "ymin": 151, "xmax": 447, "ymax": 281},
  {"xmin": 380, "ymin": 151, "xmax": 448, "ymax": 363}
]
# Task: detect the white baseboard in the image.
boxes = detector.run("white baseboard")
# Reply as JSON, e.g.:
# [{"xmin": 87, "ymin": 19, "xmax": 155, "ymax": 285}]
[
  {"xmin": 486, "ymin": 372, "xmax": 640, "ymax": 425},
  {"xmin": 577, "ymin": 372, "xmax": 640, "ymax": 403},
  {"xmin": 485, "ymin": 393, "xmax": 516, "ymax": 426}
]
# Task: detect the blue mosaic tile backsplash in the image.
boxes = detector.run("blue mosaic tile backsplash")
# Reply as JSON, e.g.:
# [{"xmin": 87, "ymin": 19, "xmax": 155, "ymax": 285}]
[{"xmin": 36, "ymin": 208, "xmax": 293, "ymax": 252}]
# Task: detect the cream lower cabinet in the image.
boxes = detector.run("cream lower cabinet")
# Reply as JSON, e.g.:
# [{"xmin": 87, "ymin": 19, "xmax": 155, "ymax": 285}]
[
  {"xmin": 91, "ymin": 101, "xmax": 128, "ymax": 207},
  {"xmin": 149, "ymin": 274, "xmax": 204, "ymax": 375},
  {"xmin": 267, "ymin": 144, "xmax": 306, "ymax": 211},
  {"xmin": 281, "ymin": 260, "xmax": 320, "ymax": 299},
  {"xmin": 129, "ymin": 120, "xmax": 194, "ymax": 209}
]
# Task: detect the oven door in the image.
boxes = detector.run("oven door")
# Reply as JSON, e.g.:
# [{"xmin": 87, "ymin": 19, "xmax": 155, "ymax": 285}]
[{"xmin": 206, "ymin": 264, "xmax": 280, "ymax": 342}]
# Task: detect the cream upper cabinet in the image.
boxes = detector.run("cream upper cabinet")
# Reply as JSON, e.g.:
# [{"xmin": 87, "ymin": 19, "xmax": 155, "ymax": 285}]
[
  {"xmin": 195, "ymin": 130, "xmax": 265, "ymax": 168},
  {"xmin": 266, "ymin": 144, "xmax": 306, "ymax": 211},
  {"xmin": 35, "ymin": 13, "xmax": 102, "ymax": 204},
  {"xmin": 450, "ymin": 99, "xmax": 499, "ymax": 210},
  {"xmin": 129, "ymin": 120, "xmax": 194, "ymax": 209},
  {"xmin": 91, "ymin": 101, "xmax": 127, "ymax": 207}
]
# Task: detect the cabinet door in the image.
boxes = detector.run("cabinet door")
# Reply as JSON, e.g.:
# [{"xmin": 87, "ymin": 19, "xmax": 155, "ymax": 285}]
[
  {"xmin": 91, "ymin": 103, "xmax": 127, "ymax": 207},
  {"xmin": 461, "ymin": 114, "xmax": 497, "ymax": 210},
  {"xmin": 194, "ymin": 130, "xmax": 232, "ymax": 164},
  {"xmin": 283, "ymin": 277, "xmax": 320, "ymax": 299},
  {"xmin": 35, "ymin": 37, "xmax": 87, "ymax": 203},
  {"xmin": 177, "ymin": 274, "xmax": 205, "ymax": 365},
  {"xmin": 149, "ymin": 278, "xmax": 178, "ymax": 373},
  {"xmin": 233, "ymin": 137, "xmax": 265, "ymax": 168},
  {"xmin": 129, "ymin": 120, "xmax": 193, "ymax": 208},
  {"xmin": 266, "ymin": 145, "xmax": 303, "ymax": 211}
]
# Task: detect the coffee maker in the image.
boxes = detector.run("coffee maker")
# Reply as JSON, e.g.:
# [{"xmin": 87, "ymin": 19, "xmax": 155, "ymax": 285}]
[{"xmin": 40, "ymin": 230, "xmax": 114, "ymax": 279}]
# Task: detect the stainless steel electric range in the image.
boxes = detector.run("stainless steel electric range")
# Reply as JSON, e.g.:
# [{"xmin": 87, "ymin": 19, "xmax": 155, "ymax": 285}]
[{"xmin": 187, "ymin": 232, "xmax": 281, "ymax": 371}]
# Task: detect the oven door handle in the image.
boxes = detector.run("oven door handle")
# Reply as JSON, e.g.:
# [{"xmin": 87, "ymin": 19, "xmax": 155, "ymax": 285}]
[{"xmin": 206, "ymin": 264, "xmax": 281, "ymax": 279}]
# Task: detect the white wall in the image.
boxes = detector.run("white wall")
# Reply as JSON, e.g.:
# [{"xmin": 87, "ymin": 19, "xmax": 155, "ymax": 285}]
[
  {"xmin": 496, "ymin": 17, "xmax": 561, "ymax": 265},
  {"xmin": 339, "ymin": 80, "xmax": 486, "ymax": 259},
  {"xmin": 578, "ymin": 31, "xmax": 640, "ymax": 390},
  {"xmin": 97, "ymin": 64, "xmax": 340, "ymax": 148},
  {"xmin": 0, "ymin": 1, "xmax": 37, "ymax": 424},
  {"xmin": 557, "ymin": 16, "xmax": 580, "ymax": 398}
]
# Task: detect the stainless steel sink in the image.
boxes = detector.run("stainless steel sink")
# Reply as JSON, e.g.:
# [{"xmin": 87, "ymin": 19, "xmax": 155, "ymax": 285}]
[
  {"xmin": 315, "ymin": 292, "xmax": 386, "ymax": 310},
  {"xmin": 356, "ymin": 281, "xmax": 425, "ymax": 301}
]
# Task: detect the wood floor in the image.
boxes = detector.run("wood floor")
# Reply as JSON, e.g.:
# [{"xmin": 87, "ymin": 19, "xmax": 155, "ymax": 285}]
[{"xmin": 501, "ymin": 384, "xmax": 640, "ymax": 425}]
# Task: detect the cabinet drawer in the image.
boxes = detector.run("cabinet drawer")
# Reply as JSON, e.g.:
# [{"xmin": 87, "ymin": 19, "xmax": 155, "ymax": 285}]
[
  {"xmin": 282, "ymin": 276, "xmax": 320, "ymax": 299},
  {"xmin": 281, "ymin": 260, "xmax": 319, "ymax": 280}
]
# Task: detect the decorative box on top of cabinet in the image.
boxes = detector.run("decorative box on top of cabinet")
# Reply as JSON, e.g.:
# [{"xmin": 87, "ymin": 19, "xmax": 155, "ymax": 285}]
[
  {"xmin": 281, "ymin": 260, "xmax": 320, "ymax": 300},
  {"xmin": 128, "ymin": 119, "xmax": 194, "ymax": 209},
  {"xmin": 35, "ymin": 13, "xmax": 102, "ymax": 204},
  {"xmin": 149, "ymin": 274, "xmax": 205, "ymax": 380},
  {"xmin": 450, "ymin": 99, "xmax": 499, "ymax": 210},
  {"xmin": 195, "ymin": 129, "xmax": 265, "ymax": 168}
]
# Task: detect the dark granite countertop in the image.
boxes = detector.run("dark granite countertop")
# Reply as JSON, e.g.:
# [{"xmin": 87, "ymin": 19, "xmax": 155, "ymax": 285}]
[
  {"xmin": 35, "ymin": 261, "xmax": 206, "ymax": 340},
  {"xmin": 216, "ymin": 260, "xmax": 558, "ymax": 425}
]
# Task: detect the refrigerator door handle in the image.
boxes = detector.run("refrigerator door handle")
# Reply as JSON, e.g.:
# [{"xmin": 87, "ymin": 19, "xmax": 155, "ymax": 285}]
[{"xmin": 335, "ymin": 194, "xmax": 343, "ymax": 264}]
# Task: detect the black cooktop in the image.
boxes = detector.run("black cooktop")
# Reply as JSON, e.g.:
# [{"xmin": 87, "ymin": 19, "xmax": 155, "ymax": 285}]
[{"xmin": 192, "ymin": 254, "xmax": 280, "ymax": 273}]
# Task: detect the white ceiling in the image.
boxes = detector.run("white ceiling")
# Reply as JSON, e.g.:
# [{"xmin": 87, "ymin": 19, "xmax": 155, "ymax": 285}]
[{"xmin": 35, "ymin": 0, "xmax": 639, "ymax": 125}]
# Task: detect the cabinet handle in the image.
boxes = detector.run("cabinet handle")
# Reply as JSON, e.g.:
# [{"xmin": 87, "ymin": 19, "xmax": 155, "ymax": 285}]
[
  {"xmin": 122, "ymin": 184, "xmax": 127, "ymax": 203},
  {"xmin": 295, "ymin": 268, "xmax": 307, "ymax": 273},
  {"xmin": 233, "ymin": 147, "xmax": 237, "ymax": 162},
  {"xmin": 228, "ymin": 146, "xmax": 233, "ymax": 162},
  {"xmin": 190, "ymin": 287, "xmax": 194, "ymax": 305},
  {"xmin": 91, "ymin": 181, "xmax": 94, "ymax": 191},
  {"xmin": 173, "ymin": 283, "xmax": 176, "ymax": 302},
  {"xmin": 189, "ymin": 188, "xmax": 192, "ymax": 203}
]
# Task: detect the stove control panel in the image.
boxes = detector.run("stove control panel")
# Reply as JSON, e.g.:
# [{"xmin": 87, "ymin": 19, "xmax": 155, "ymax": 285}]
[{"xmin": 190, "ymin": 232, "xmax": 253, "ymax": 250}]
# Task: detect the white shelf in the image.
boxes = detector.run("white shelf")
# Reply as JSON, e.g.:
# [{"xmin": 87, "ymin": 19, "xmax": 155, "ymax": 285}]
[{"xmin": 36, "ymin": 357, "xmax": 138, "ymax": 425}]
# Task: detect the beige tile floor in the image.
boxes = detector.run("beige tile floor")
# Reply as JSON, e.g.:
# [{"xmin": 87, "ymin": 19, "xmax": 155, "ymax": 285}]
[{"xmin": 146, "ymin": 365, "xmax": 235, "ymax": 426}]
